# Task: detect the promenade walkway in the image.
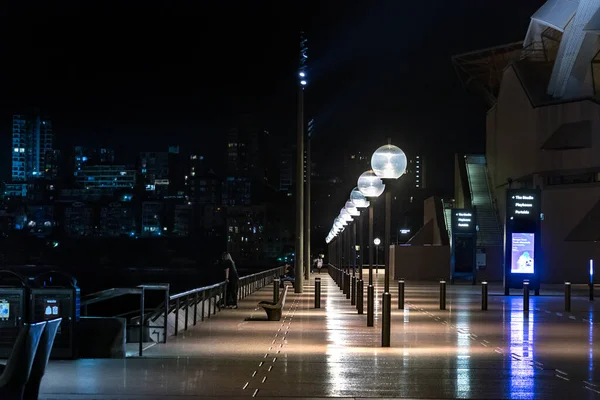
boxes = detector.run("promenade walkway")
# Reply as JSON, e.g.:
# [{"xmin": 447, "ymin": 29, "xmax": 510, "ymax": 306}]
[{"xmin": 39, "ymin": 269, "xmax": 600, "ymax": 399}]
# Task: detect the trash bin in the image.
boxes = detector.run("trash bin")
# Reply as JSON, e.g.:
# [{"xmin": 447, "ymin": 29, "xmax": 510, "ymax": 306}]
[
  {"xmin": 0, "ymin": 270, "xmax": 29, "ymax": 357},
  {"xmin": 30, "ymin": 271, "xmax": 80, "ymax": 359}
]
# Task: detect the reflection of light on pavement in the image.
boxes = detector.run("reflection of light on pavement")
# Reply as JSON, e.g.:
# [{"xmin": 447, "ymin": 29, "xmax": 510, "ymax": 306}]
[
  {"xmin": 589, "ymin": 310, "xmax": 594, "ymax": 382},
  {"xmin": 509, "ymin": 310, "xmax": 535, "ymax": 399},
  {"xmin": 455, "ymin": 311, "xmax": 471, "ymax": 398},
  {"xmin": 325, "ymin": 286, "xmax": 348, "ymax": 396}
]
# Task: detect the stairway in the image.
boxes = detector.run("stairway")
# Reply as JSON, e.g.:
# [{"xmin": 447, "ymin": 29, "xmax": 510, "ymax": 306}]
[
  {"xmin": 443, "ymin": 202, "xmax": 453, "ymax": 240},
  {"xmin": 465, "ymin": 155, "xmax": 503, "ymax": 247}
]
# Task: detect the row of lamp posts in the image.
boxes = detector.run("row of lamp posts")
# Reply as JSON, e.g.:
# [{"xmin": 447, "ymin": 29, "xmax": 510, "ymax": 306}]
[{"xmin": 326, "ymin": 140, "xmax": 407, "ymax": 347}]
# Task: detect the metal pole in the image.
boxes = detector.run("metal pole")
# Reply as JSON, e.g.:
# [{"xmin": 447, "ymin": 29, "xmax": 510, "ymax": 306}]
[
  {"xmin": 523, "ymin": 281, "xmax": 529, "ymax": 316},
  {"xmin": 193, "ymin": 292, "xmax": 198, "ymax": 326},
  {"xmin": 294, "ymin": 85, "xmax": 304, "ymax": 294},
  {"xmin": 351, "ymin": 221, "xmax": 357, "ymax": 305},
  {"xmin": 315, "ymin": 278, "xmax": 321, "ymax": 308},
  {"xmin": 163, "ymin": 286, "xmax": 169, "ymax": 343},
  {"xmin": 139, "ymin": 287, "xmax": 145, "ymax": 357},
  {"xmin": 304, "ymin": 131, "xmax": 311, "ymax": 281},
  {"xmin": 357, "ymin": 279, "xmax": 364, "ymax": 314},
  {"xmin": 439, "ymin": 280, "xmax": 446, "ymax": 310},
  {"xmin": 369, "ymin": 206, "xmax": 374, "ymax": 285},
  {"xmin": 175, "ymin": 298, "xmax": 180, "ymax": 335},
  {"xmin": 565, "ymin": 282, "xmax": 571, "ymax": 312},
  {"xmin": 398, "ymin": 279, "xmax": 404, "ymax": 310},
  {"xmin": 273, "ymin": 279, "xmax": 280, "ymax": 303},
  {"xmin": 358, "ymin": 209, "xmax": 364, "ymax": 313},
  {"xmin": 481, "ymin": 281, "xmax": 488, "ymax": 311},
  {"xmin": 184, "ymin": 295, "xmax": 189, "ymax": 330},
  {"xmin": 382, "ymin": 190, "xmax": 392, "ymax": 347},
  {"xmin": 590, "ymin": 282, "xmax": 594, "ymax": 301}
]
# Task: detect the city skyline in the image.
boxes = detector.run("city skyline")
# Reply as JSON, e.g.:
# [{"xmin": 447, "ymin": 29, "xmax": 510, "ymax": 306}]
[{"xmin": 0, "ymin": 1, "xmax": 544, "ymax": 187}]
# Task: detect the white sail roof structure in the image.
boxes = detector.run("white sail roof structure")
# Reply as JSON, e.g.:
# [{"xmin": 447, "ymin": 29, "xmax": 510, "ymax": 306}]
[
  {"xmin": 524, "ymin": 0, "xmax": 600, "ymax": 99},
  {"xmin": 525, "ymin": 0, "xmax": 579, "ymax": 46}
]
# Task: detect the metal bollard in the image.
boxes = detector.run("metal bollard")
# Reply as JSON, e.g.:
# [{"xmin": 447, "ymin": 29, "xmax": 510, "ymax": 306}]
[
  {"xmin": 439, "ymin": 280, "xmax": 446, "ymax": 310},
  {"xmin": 481, "ymin": 281, "xmax": 488, "ymax": 311},
  {"xmin": 590, "ymin": 283, "xmax": 595, "ymax": 301},
  {"xmin": 346, "ymin": 274, "xmax": 351, "ymax": 300},
  {"xmin": 367, "ymin": 284, "xmax": 374, "ymax": 327},
  {"xmin": 342, "ymin": 272, "xmax": 346, "ymax": 293},
  {"xmin": 523, "ymin": 281, "xmax": 530, "ymax": 316},
  {"xmin": 382, "ymin": 292, "xmax": 391, "ymax": 347},
  {"xmin": 357, "ymin": 279, "xmax": 364, "ymax": 314},
  {"xmin": 398, "ymin": 279, "xmax": 405, "ymax": 310},
  {"xmin": 351, "ymin": 276, "xmax": 356, "ymax": 306},
  {"xmin": 273, "ymin": 279, "xmax": 280, "ymax": 303},
  {"xmin": 565, "ymin": 282, "xmax": 571, "ymax": 312},
  {"xmin": 315, "ymin": 278, "xmax": 321, "ymax": 308}
]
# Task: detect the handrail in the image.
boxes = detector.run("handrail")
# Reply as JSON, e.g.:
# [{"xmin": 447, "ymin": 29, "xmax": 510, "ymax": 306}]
[
  {"xmin": 81, "ymin": 288, "xmax": 143, "ymax": 306},
  {"xmin": 169, "ymin": 282, "xmax": 225, "ymax": 301},
  {"xmin": 80, "ymin": 266, "xmax": 284, "ymax": 357}
]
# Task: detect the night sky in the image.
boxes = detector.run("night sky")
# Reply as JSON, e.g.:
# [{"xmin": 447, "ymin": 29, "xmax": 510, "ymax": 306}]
[{"xmin": 0, "ymin": 1, "xmax": 543, "ymax": 185}]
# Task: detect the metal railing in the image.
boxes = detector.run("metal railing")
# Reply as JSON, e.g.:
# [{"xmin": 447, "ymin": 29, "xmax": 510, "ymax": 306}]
[
  {"xmin": 81, "ymin": 284, "xmax": 170, "ymax": 357},
  {"xmin": 154, "ymin": 266, "xmax": 286, "ymax": 339},
  {"xmin": 82, "ymin": 266, "xmax": 285, "ymax": 357}
]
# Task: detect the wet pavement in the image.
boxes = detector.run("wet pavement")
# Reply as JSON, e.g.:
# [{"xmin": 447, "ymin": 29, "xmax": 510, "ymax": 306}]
[{"xmin": 39, "ymin": 269, "xmax": 600, "ymax": 399}]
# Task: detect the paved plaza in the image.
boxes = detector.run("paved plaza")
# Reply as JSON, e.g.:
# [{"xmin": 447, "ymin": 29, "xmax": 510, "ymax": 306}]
[{"xmin": 39, "ymin": 270, "xmax": 600, "ymax": 399}]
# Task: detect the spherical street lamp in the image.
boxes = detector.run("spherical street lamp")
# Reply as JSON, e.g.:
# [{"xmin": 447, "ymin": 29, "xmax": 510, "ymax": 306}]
[
  {"xmin": 350, "ymin": 187, "xmax": 370, "ymax": 208},
  {"xmin": 371, "ymin": 144, "xmax": 407, "ymax": 180},
  {"xmin": 371, "ymin": 142, "xmax": 407, "ymax": 348},
  {"xmin": 357, "ymin": 170, "xmax": 385, "ymax": 198},
  {"xmin": 373, "ymin": 238, "xmax": 381, "ymax": 246},
  {"xmin": 340, "ymin": 208, "xmax": 353, "ymax": 222},
  {"xmin": 344, "ymin": 201, "xmax": 360, "ymax": 217}
]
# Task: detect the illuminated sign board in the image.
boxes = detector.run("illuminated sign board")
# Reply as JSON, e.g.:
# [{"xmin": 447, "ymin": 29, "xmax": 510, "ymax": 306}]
[
  {"xmin": 451, "ymin": 209, "xmax": 476, "ymax": 233},
  {"xmin": 0, "ymin": 300, "xmax": 9, "ymax": 320},
  {"xmin": 451, "ymin": 208, "xmax": 477, "ymax": 282},
  {"xmin": 511, "ymin": 233, "xmax": 535, "ymax": 274},
  {"xmin": 507, "ymin": 191, "xmax": 540, "ymax": 221},
  {"xmin": 504, "ymin": 189, "xmax": 541, "ymax": 294}
]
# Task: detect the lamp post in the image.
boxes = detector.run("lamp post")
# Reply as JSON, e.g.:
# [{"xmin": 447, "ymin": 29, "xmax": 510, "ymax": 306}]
[
  {"xmin": 351, "ymin": 188, "xmax": 369, "ymax": 315},
  {"xmin": 371, "ymin": 142, "xmax": 407, "ymax": 347},
  {"xmin": 305, "ymin": 119, "xmax": 314, "ymax": 281},
  {"xmin": 357, "ymin": 170, "xmax": 385, "ymax": 327},
  {"xmin": 344, "ymin": 200, "xmax": 360, "ymax": 304},
  {"xmin": 294, "ymin": 33, "xmax": 308, "ymax": 293}
]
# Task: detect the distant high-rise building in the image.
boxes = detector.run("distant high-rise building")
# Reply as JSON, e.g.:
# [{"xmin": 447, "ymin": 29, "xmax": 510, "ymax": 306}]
[
  {"xmin": 74, "ymin": 146, "xmax": 116, "ymax": 173},
  {"xmin": 12, "ymin": 111, "xmax": 53, "ymax": 181},
  {"xmin": 407, "ymin": 155, "xmax": 426, "ymax": 189},
  {"xmin": 226, "ymin": 115, "xmax": 268, "ymax": 180},
  {"xmin": 44, "ymin": 150, "xmax": 61, "ymax": 180},
  {"xmin": 140, "ymin": 151, "xmax": 169, "ymax": 182},
  {"xmin": 75, "ymin": 165, "xmax": 136, "ymax": 190}
]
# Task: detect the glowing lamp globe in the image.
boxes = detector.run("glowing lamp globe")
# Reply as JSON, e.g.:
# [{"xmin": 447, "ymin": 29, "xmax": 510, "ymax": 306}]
[
  {"xmin": 374, "ymin": 238, "xmax": 381, "ymax": 246},
  {"xmin": 350, "ymin": 188, "xmax": 370, "ymax": 208},
  {"xmin": 357, "ymin": 170, "xmax": 385, "ymax": 198},
  {"xmin": 371, "ymin": 144, "xmax": 407, "ymax": 180},
  {"xmin": 340, "ymin": 208, "xmax": 353, "ymax": 222},
  {"xmin": 344, "ymin": 201, "xmax": 360, "ymax": 217}
]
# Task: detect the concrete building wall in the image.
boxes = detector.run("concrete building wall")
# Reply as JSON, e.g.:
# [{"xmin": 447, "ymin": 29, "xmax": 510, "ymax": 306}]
[
  {"xmin": 392, "ymin": 244, "xmax": 450, "ymax": 281},
  {"xmin": 540, "ymin": 185, "xmax": 600, "ymax": 282},
  {"xmin": 486, "ymin": 65, "xmax": 600, "ymax": 283}
]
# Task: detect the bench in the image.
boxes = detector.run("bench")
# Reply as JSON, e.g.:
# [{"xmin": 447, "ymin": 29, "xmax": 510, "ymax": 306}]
[{"xmin": 258, "ymin": 285, "xmax": 288, "ymax": 321}]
